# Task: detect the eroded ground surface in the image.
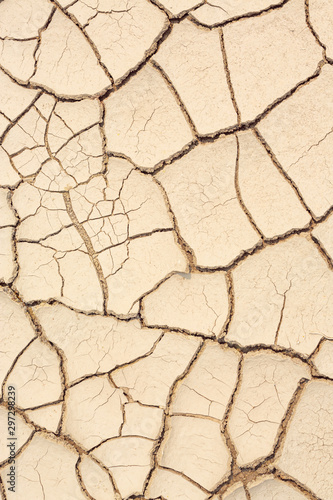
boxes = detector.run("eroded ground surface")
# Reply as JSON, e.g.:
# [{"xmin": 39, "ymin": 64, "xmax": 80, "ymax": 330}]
[{"xmin": 0, "ymin": 0, "xmax": 333, "ymax": 499}]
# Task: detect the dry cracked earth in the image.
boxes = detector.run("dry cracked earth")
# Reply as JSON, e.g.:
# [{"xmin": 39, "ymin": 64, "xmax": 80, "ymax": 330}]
[{"xmin": 0, "ymin": 0, "xmax": 333, "ymax": 499}]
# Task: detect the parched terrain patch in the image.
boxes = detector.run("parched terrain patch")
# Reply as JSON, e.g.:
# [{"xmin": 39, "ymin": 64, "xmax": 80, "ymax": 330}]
[{"xmin": 0, "ymin": 0, "xmax": 332, "ymax": 499}]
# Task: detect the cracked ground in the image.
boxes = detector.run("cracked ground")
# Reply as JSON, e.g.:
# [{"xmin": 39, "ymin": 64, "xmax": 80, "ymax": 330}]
[{"xmin": 0, "ymin": 0, "xmax": 333, "ymax": 498}]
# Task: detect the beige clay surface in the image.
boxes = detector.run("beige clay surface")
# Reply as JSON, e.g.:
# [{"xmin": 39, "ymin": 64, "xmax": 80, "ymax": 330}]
[{"xmin": 0, "ymin": 0, "xmax": 332, "ymax": 499}]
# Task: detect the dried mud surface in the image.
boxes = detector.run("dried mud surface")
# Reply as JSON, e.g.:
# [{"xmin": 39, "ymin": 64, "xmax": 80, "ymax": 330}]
[{"xmin": 0, "ymin": 0, "xmax": 333, "ymax": 499}]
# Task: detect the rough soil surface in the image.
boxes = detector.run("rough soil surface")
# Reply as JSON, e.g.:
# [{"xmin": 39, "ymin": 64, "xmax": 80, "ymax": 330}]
[{"xmin": 0, "ymin": 0, "xmax": 332, "ymax": 499}]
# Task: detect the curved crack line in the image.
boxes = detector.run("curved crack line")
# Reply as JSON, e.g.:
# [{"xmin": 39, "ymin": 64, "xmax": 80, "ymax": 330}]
[
  {"xmin": 253, "ymin": 127, "xmax": 315, "ymax": 220},
  {"xmin": 0, "ymin": 473, "xmax": 7, "ymax": 500},
  {"xmin": 219, "ymin": 270, "xmax": 235, "ymax": 339},
  {"xmin": 273, "ymin": 467, "xmax": 322, "ymax": 500},
  {"xmin": 235, "ymin": 133, "xmax": 264, "ymax": 239},
  {"xmin": 311, "ymin": 233, "xmax": 333, "ymax": 270},
  {"xmin": 220, "ymin": 27, "xmax": 241, "ymax": 125},
  {"xmin": 189, "ymin": 0, "xmax": 292, "ymax": 30},
  {"xmin": 62, "ymin": 191, "xmax": 108, "ymax": 314},
  {"xmin": 304, "ymin": 0, "xmax": 328, "ymax": 59},
  {"xmin": 149, "ymin": 59, "xmax": 198, "ymax": 138},
  {"xmin": 29, "ymin": 8, "xmax": 57, "ymax": 83}
]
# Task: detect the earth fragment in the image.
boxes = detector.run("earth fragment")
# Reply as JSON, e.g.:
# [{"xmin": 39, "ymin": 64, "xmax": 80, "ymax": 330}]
[{"xmin": 0, "ymin": 0, "xmax": 333, "ymax": 499}]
